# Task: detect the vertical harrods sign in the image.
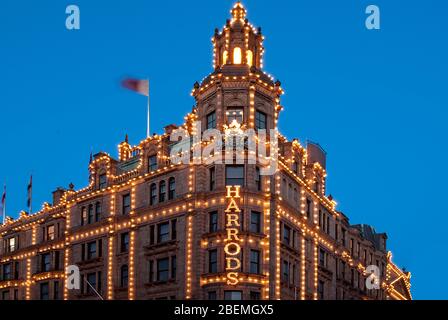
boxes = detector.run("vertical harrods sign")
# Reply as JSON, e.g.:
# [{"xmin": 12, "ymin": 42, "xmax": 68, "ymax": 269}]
[{"xmin": 224, "ymin": 186, "xmax": 242, "ymax": 285}]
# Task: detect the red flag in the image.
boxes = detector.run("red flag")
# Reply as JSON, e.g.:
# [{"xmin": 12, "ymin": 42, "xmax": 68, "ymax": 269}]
[{"xmin": 122, "ymin": 78, "xmax": 149, "ymax": 97}]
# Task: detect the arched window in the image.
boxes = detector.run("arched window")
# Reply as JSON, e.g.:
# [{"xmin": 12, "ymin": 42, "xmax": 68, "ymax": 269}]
[
  {"xmin": 246, "ymin": 50, "xmax": 253, "ymax": 66},
  {"xmin": 95, "ymin": 202, "xmax": 102, "ymax": 222},
  {"xmin": 223, "ymin": 50, "xmax": 228, "ymax": 65},
  {"xmin": 168, "ymin": 178, "xmax": 176, "ymax": 200},
  {"xmin": 150, "ymin": 183, "xmax": 157, "ymax": 206},
  {"xmin": 159, "ymin": 181, "xmax": 166, "ymax": 203},
  {"xmin": 120, "ymin": 265, "xmax": 128, "ymax": 288},
  {"xmin": 233, "ymin": 47, "xmax": 242, "ymax": 64}
]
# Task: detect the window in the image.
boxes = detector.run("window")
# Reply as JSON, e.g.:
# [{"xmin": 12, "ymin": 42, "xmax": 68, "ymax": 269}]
[
  {"xmin": 121, "ymin": 233, "xmax": 129, "ymax": 253},
  {"xmin": 207, "ymin": 111, "xmax": 216, "ymax": 129},
  {"xmin": 54, "ymin": 252, "xmax": 60, "ymax": 270},
  {"xmin": 88, "ymin": 205, "xmax": 94, "ymax": 224},
  {"xmin": 224, "ymin": 291, "xmax": 242, "ymax": 300},
  {"xmin": 314, "ymin": 180, "xmax": 320, "ymax": 193},
  {"xmin": 226, "ymin": 165, "xmax": 244, "ymax": 186},
  {"xmin": 306, "ymin": 199, "xmax": 312, "ymax": 219},
  {"xmin": 99, "ymin": 174, "xmax": 107, "ymax": 189},
  {"xmin": 319, "ymin": 249, "xmax": 326, "ymax": 267},
  {"xmin": 250, "ymin": 291, "xmax": 261, "ymax": 300},
  {"xmin": 168, "ymin": 177, "xmax": 176, "ymax": 200},
  {"xmin": 283, "ymin": 225, "xmax": 291, "ymax": 245},
  {"xmin": 209, "ymin": 167, "xmax": 216, "ymax": 191},
  {"xmin": 293, "ymin": 161, "xmax": 299, "ymax": 174},
  {"xmin": 95, "ymin": 202, "xmax": 102, "ymax": 222},
  {"xmin": 171, "ymin": 220, "xmax": 177, "ymax": 240},
  {"xmin": 14, "ymin": 289, "xmax": 18, "ymax": 300},
  {"xmin": 209, "ymin": 211, "xmax": 218, "ymax": 233},
  {"xmin": 255, "ymin": 167, "xmax": 261, "ymax": 191},
  {"xmin": 40, "ymin": 282, "xmax": 49, "ymax": 300},
  {"xmin": 39, "ymin": 254, "xmax": 50, "ymax": 273},
  {"xmin": 250, "ymin": 250, "xmax": 260, "ymax": 274},
  {"xmin": 226, "ymin": 108, "xmax": 244, "ymax": 124},
  {"xmin": 222, "ymin": 50, "xmax": 228, "ymax": 65},
  {"xmin": 157, "ymin": 223, "xmax": 170, "ymax": 243},
  {"xmin": 5, "ymin": 237, "xmax": 17, "ymax": 253},
  {"xmin": 45, "ymin": 226, "xmax": 56, "ymax": 243},
  {"xmin": 149, "ymin": 225, "xmax": 155, "ymax": 245},
  {"xmin": 233, "ymin": 47, "xmax": 242, "ymax": 64},
  {"xmin": 246, "ymin": 50, "xmax": 253, "ymax": 67},
  {"xmin": 318, "ymin": 281, "xmax": 325, "ymax": 300},
  {"xmin": 150, "ymin": 183, "xmax": 157, "ymax": 205},
  {"xmin": 209, "ymin": 250, "xmax": 217, "ymax": 273},
  {"xmin": 149, "ymin": 261, "xmax": 154, "ymax": 283},
  {"xmin": 250, "ymin": 211, "xmax": 261, "ymax": 233},
  {"xmin": 122, "ymin": 194, "xmax": 131, "ymax": 215},
  {"xmin": 2, "ymin": 291, "xmax": 10, "ymax": 300},
  {"xmin": 81, "ymin": 207, "xmax": 87, "ymax": 226},
  {"xmin": 54, "ymin": 281, "xmax": 60, "ymax": 300},
  {"xmin": 159, "ymin": 181, "xmax": 166, "ymax": 203},
  {"xmin": 86, "ymin": 273, "xmax": 96, "ymax": 294},
  {"xmin": 351, "ymin": 269, "xmax": 355, "ymax": 286},
  {"xmin": 120, "ymin": 265, "xmax": 128, "ymax": 288},
  {"xmin": 255, "ymin": 111, "xmax": 267, "ymax": 130},
  {"xmin": 157, "ymin": 258, "xmax": 169, "ymax": 282},
  {"xmin": 282, "ymin": 260, "xmax": 289, "ymax": 282},
  {"xmin": 148, "ymin": 155, "xmax": 157, "ymax": 172},
  {"xmin": 87, "ymin": 242, "xmax": 97, "ymax": 260},
  {"xmin": 14, "ymin": 262, "xmax": 19, "ymax": 279},
  {"xmin": 171, "ymin": 256, "xmax": 177, "ymax": 279},
  {"xmin": 208, "ymin": 291, "xmax": 217, "ymax": 300},
  {"xmin": 2, "ymin": 264, "xmax": 11, "ymax": 281}
]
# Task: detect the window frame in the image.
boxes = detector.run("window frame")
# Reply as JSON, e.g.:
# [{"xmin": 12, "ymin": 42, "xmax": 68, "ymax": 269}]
[{"xmin": 225, "ymin": 165, "xmax": 245, "ymax": 186}]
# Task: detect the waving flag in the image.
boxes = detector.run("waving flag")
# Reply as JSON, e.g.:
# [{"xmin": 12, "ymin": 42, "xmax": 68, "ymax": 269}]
[
  {"xmin": 122, "ymin": 78, "xmax": 149, "ymax": 97},
  {"xmin": 122, "ymin": 78, "xmax": 151, "ymax": 138}
]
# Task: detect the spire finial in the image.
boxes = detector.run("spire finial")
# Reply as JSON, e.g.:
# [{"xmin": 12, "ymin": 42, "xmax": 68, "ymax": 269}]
[
  {"xmin": 231, "ymin": 1, "xmax": 247, "ymax": 22},
  {"xmin": 125, "ymin": 133, "xmax": 129, "ymax": 143}
]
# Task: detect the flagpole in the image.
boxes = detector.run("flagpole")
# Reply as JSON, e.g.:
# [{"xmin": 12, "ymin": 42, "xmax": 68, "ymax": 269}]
[
  {"xmin": 147, "ymin": 79, "xmax": 150, "ymax": 138},
  {"xmin": 2, "ymin": 185, "xmax": 5, "ymax": 225}
]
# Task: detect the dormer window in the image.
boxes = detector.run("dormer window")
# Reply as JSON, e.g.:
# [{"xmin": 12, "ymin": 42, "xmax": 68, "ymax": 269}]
[
  {"xmin": 247, "ymin": 50, "xmax": 253, "ymax": 66},
  {"xmin": 4, "ymin": 237, "xmax": 17, "ymax": 253},
  {"xmin": 148, "ymin": 155, "xmax": 157, "ymax": 172},
  {"xmin": 99, "ymin": 174, "xmax": 107, "ymax": 189},
  {"xmin": 233, "ymin": 47, "xmax": 242, "ymax": 64},
  {"xmin": 223, "ymin": 50, "xmax": 228, "ymax": 65},
  {"xmin": 46, "ymin": 225, "xmax": 55, "ymax": 241}
]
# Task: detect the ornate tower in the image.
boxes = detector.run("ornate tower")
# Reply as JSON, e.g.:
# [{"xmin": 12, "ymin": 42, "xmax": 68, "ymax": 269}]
[{"xmin": 192, "ymin": 1, "xmax": 284, "ymax": 134}]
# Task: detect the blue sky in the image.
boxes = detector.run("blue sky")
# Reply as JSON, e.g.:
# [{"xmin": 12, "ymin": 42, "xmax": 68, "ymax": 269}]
[{"xmin": 0, "ymin": 0, "xmax": 447, "ymax": 299}]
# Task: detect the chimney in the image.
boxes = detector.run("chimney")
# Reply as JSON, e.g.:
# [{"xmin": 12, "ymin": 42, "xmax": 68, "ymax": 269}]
[
  {"xmin": 164, "ymin": 124, "xmax": 178, "ymax": 135},
  {"xmin": 52, "ymin": 187, "xmax": 66, "ymax": 206}
]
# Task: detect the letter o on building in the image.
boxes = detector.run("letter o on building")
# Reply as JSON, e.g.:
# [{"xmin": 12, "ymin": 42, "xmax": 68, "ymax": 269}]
[{"xmin": 224, "ymin": 242, "xmax": 241, "ymax": 256}]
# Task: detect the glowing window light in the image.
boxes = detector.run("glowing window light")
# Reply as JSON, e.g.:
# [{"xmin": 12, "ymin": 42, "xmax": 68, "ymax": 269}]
[
  {"xmin": 223, "ymin": 50, "xmax": 228, "ymax": 65},
  {"xmin": 247, "ymin": 50, "xmax": 253, "ymax": 66},
  {"xmin": 233, "ymin": 47, "xmax": 242, "ymax": 64}
]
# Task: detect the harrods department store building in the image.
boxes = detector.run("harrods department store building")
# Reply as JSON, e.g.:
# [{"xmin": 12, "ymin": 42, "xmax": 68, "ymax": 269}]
[{"xmin": 0, "ymin": 2, "xmax": 411, "ymax": 301}]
